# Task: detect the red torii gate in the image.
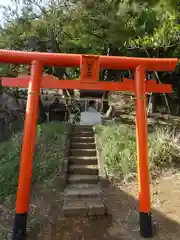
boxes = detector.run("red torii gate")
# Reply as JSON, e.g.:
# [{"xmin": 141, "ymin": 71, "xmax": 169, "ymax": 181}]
[{"xmin": 0, "ymin": 50, "xmax": 178, "ymax": 240}]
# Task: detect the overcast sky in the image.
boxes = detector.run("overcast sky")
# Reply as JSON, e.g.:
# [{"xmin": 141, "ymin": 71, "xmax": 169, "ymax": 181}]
[
  {"xmin": 0, "ymin": 0, "xmax": 12, "ymax": 22},
  {"xmin": 0, "ymin": 0, "xmax": 48, "ymax": 23},
  {"xmin": 0, "ymin": 0, "xmax": 9, "ymax": 5},
  {"xmin": 0, "ymin": 0, "xmax": 23, "ymax": 6},
  {"xmin": 0, "ymin": 0, "xmax": 25, "ymax": 22}
]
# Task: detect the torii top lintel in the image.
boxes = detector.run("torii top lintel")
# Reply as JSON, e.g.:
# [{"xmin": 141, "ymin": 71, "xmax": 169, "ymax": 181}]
[
  {"xmin": 0, "ymin": 50, "xmax": 178, "ymax": 93},
  {"xmin": 0, "ymin": 49, "xmax": 178, "ymax": 71}
]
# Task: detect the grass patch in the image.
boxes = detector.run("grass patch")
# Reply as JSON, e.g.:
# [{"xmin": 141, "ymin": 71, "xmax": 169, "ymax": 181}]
[
  {"xmin": 0, "ymin": 229, "xmax": 8, "ymax": 239},
  {"xmin": 95, "ymin": 122, "xmax": 180, "ymax": 181},
  {"xmin": 0, "ymin": 122, "xmax": 68, "ymax": 202}
]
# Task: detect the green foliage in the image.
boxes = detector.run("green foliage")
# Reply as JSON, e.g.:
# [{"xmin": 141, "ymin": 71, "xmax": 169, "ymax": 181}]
[
  {"xmin": 0, "ymin": 0, "xmax": 179, "ymax": 77},
  {"xmin": 95, "ymin": 123, "xmax": 137, "ymax": 180},
  {"xmin": 0, "ymin": 230, "xmax": 7, "ymax": 240},
  {"xmin": 149, "ymin": 127, "xmax": 180, "ymax": 169},
  {"xmin": 127, "ymin": 3, "xmax": 180, "ymax": 58},
  {"xmin": 71, "ymin": 102, "xmax": 81, "ymax": 123},
  {"xmin": 0, "ymin": 122, "xmax": 68, "ymax": 202},
  {"xmin": 95, "ymin": 123, "xmax": 180, "ymax": 181}
]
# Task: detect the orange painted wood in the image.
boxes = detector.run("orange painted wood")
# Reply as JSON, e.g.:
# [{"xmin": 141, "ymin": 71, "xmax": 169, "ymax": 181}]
[
  {"xmin": 1, "ymin": 75, "xmax": 134, "ymax": 91},
  {"xmin": 2, "ymin": 48, "xmax": 177, "ymax": 235},
  {"xmin": 80, "ymin": 55, "xmax": 100, "ymax": 83},
  {"xmin": 2, "ymin": 76, "xmax": 30, "ymax": 88},
  {"xmin": 135, "ymin": 65, "xmax": 151, "ymax": 213},
  {"xmin": 16, "ymin": 61, "xmax": 42, "ymax": 213},
  {"xmin": 146, "ymin": 80, "xmax": 172, "ymax": 93},
  {"xmin": 0, "ymin": 49, "xmax": 177, "ymax": 71},
  {"xmin": 1, "ymin": 75, "xmax": 172, "ymax": 93}
]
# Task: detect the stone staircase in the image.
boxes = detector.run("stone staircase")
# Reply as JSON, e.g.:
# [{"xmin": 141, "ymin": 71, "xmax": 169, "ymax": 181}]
[{"xmin": 63, "ymin": 125, "xmax": 106, "ymax": 216}]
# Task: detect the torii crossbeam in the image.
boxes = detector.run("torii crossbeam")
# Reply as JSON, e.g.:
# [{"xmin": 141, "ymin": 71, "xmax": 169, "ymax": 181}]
[
  {"xmin": 2, "ymin": 75, "xmax": 172, "ymax": 93},
  {"xmin": 0, "ymin": 50, "xmax": 178, "ymax": 240}
]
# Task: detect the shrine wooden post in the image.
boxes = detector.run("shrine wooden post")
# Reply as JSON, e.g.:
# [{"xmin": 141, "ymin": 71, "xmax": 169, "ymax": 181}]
[
  {"xmin": 12, "ymin": 61, "xmax": 43, "ymax": 239},
  {"xmin": 0, "ymin": 50, "xmax": 177, "ymax": 239},
  {"xmin": 135, "ymin": 65, "xmax": 152, "ymax": 237}
]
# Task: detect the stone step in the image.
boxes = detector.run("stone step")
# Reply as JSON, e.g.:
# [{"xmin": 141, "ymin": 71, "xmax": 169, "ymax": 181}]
[
  {"xmin": 72, "ymin": 132, "xmax": 94, "ymax": 138},
  {"xmin": 67, "ymin": 183, "xmax": 99, "ymax": 189},
  {"xmin": 63, "ymin": 197, "xmax": 105, "ymax": 217},
  {"xmin": 70, "ymin": 149, "xmax": 96, "ymax": 157},
  {"xmin": 64, "ymin": 184, "xmax": 101, "ymax": 198},
  {"xmin": 68, "ymin": 164, "xmax": 98, "ymax": 175},
  {"xmin": 73, "ymin": 125, "xmax": 93, "ymax": 131},
  {"xmin": 67, "ymin": 174, "xmax": 99, "ymax": 184},
  {"xmin": 72, "ymin": 128, "xmax": 94, "ymax": 133},
  {"xmin": 71, "ymin": 143, "xmax": 96, "ymax": 150},
  {"xmin": 69, "ymin": 156, "xmax": 97, "ymax": 165},
  {"xmin": 71, "ymin": 136, "xmax": 95, "ymax": 143},
  {"xmin": 72, "ymin": 129, "xmax": 94, "ymax": 133}
]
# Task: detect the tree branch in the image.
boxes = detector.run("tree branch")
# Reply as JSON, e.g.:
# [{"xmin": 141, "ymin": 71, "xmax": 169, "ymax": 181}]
[
  {"xmin": 127, "ymin": 44, "xmax": 177, "ymax": 51},
  {"xmin": 143, "ymin": 47, "xmax": 171, "ymax": 114},
  {"xmin": 84, "ymin": 30, "xmax": 106, "ymax": 41}
]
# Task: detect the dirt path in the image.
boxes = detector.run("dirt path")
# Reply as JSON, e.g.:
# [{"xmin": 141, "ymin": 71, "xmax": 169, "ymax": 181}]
[
  {"xmin": 24, "ymin": 170, "xmax": 180, "ymax": 240},
  {"xmin": 1, "ymin": 170, "xmax": 180, "ymax": 239}
]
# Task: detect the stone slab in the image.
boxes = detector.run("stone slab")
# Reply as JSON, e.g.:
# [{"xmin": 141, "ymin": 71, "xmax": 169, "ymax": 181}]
[{"xmin": 67, "ymin": 174, "xmax": 99, "ymax": 184}]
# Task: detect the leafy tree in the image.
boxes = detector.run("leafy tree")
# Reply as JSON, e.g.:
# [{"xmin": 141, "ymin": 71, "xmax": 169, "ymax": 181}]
[{"xmin": 0, "ymin": 0, "xmax": 179, "ymax": 113}]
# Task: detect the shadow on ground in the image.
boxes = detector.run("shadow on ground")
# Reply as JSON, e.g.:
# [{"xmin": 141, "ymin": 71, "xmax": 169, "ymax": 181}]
[{"xmin": 28, "ymin": 184, "xmax": 180, "ymax": 240}]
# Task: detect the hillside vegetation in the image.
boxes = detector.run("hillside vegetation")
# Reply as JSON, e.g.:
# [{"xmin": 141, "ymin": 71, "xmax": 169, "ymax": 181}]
[
  {"xmin": 95, "ymin": 122, "xmax": 180, "ymax": 181},
  {"xmin": 0, "ymin": 122, "xmax": 68, "ymax": 202}
]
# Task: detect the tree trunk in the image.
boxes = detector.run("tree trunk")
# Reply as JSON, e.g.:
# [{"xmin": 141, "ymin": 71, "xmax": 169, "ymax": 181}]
[
  {"xmin": 105, "ymin": 105, "xmax": 113, "ymax": 118},
  {"xmin": 153, "ymin": 71, "xmax": 171, "ymax": 114},
  {"xmin": 101, "ymin": 44, "xmax": 120, "ymax": 114},
  {"xmin": 143, "ymin": 48, "xmax": 171, "ymax": 115},
  {"xmin": 38, "ymin": 98, "xmax": 47, "ymax": 123},
  {"xmin": 147, "ymin": 93, "xmax": 156, "ymax": 116},
  {"xmin": 101, "ymin": 91, "xmax": 109, "ymax": 113}
]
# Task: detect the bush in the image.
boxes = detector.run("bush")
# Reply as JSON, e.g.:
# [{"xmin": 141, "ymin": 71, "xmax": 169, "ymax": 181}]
[
  {"xmin": 0, "ymin": 122, "xmax": 68, "ymax": 202},
  {"xmin": 149, "ymin": 127, "xmax": 180, "ymax": 169},
  {"xmin": 95, "ymin": 122, "xmax": 180, "ymax": 181}
]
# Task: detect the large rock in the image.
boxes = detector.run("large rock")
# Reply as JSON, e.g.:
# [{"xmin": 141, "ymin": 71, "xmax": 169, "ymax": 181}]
[
  {"xmin": 0, "ymin": 92, "xmax": 24, "ymax": 141},
  {"xmin": 0, "ymin": 92, "xmax": 24, "ymax": 113}
]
